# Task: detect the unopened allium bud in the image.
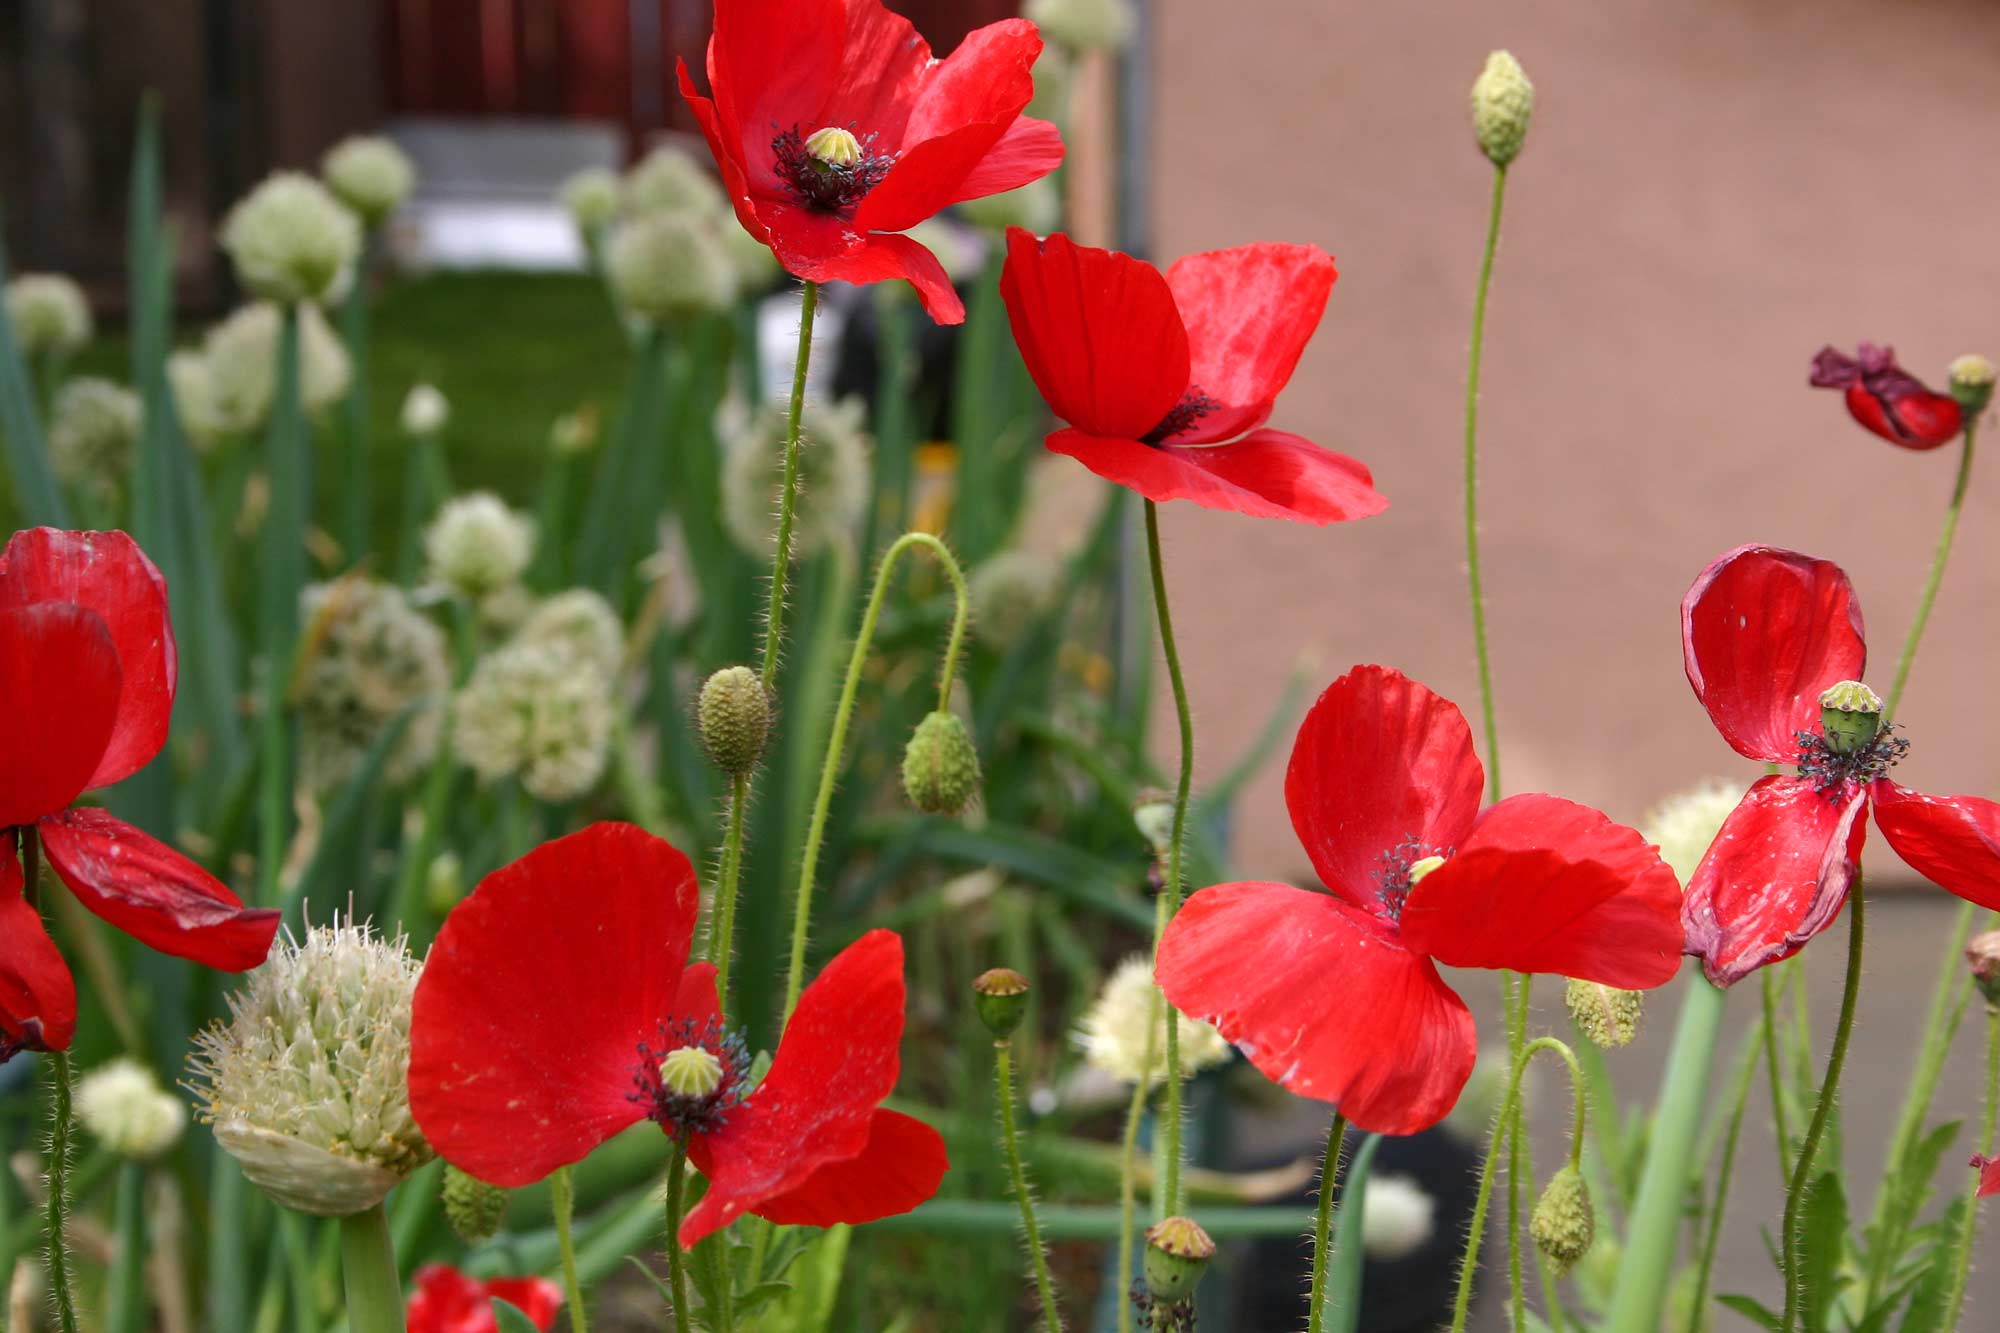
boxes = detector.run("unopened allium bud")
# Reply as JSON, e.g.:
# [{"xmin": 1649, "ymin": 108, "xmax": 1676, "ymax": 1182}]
[
  {"xmin": 957, "ymin": 176, "xmax": 1061, "ymax": 236},
  {"xmin": 1143, "ymin": 1216, "xmax": 1215, "ymax": 1303},
  {"xmin": 696, "ymin": 665, "xmax": 773, "ymax": 777},
  {"xmin": 442, "ymin": 1164, "xmax": 508, "ymax": 1244},
  {"xmin": 1076, "ymin": 956, "xmax": 1230, "ymax": 1087},
  {"xmin": 1132, "ymin": 789, "xmax": 1176, "ymax": 859},
  {"xmin": 902, "ymin": 710, "xmax": 982, "ymax": 815},
  {"xmin": 623, "ymin": 144, "xmax": 725, "ymax": 219},
  {"xmin": 76, "ymin": 1058, "xmax": 186, "ymax": 1161},
  {"xmin": 201, "ymin": 301, "xmax": 353, "ymax": 435},
  {"xmin": 424, "ymin": 492, "xmax": 534, "ymax": 600},
  {"xmin": 297, "ymin": 579, "xmax": 450, "ymax": 792},
  {"xmin": 720, "ymin": 396, "xmax": 871, "ymax": 559},
  {"xmin": 972, "ymin": 967, "xmax": 1031, "ymax": 1039},
  {"xmin": 6, "ymin": 273, "xmax": 92, "ymax": 357},
  {"xmin": 48, "ymin": 377, "xmax": 140, "ymax": 498},
  {"xmin": 1819, "ymin": 680, "xmax": 1883, "ymax": 756},
  {"xmin": 1530, "ymin": 1164, "xmax": 1595, "ymax": 1275},
  {"xmin": 453, "ymin": 641, "xmax": 612, "ymax": 803},
  {"xmin": 1361, "ymin": 1174, "xmax": 1437, "ymax": 1261},
  {"xmin": 1968, "ymin": 931, "xmax": 2000, "ymax": 1007},
  {"xmin": 1949, "ymin": 354, "xmax": 1996, "ymax": 416},
  {"xmin": 188, "ymin": 921, "xmax": 432, "ymax": 1216},
  {"xmin": 561, "ymin": 167, "xmax": 622, "ymax": 232},
  {"xmin": 1641, "ymin": 777, "xmax": 1744, "ymax": 884},
  {"xmin": 1471, "ymin": 51, "xmax": 1535, "ymax": 168},
  {"xmin": 401, "ymin": 382, "xmax": 449, "ymax": 437},
  {"xmin": 1565, "ymin": 978, "xmax": 1643, "ymax": 1049},
  {"xmin": 1025, "ymin": 0, "xmax": 1136, "ymax": 53},
  {"xmin": 321, "ymin": 135, "xmax": 416, "ymax": 228},
  {"xmin": 549, "ymin": 405, "xmax": 600, "ymax": 457},
  {"xmin": 424, "ymin": 851, "xmax": 465, "ymax": 918},
  {"xmin": 517, "ymin": 589, "xmax": 624, "ymax": 678},
  {"xmin": 606, "ymin": 212, "xmax": 736, "ymax": 322},
  {"xmin": 221, "ymin": 172, "xmax": 361, "ymax": 304},
  {"xmin": 168, "ymin": 349, "xmax": 227, "ymax": 452}
]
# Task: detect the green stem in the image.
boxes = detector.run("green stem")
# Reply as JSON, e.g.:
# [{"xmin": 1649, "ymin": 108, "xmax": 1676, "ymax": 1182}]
[
  {"xmin": 759, "ymin": 280, "xmax": 820, "ymax": 690},
  {"xmin": 997, "ymin": 1041, "xmax": 1062, "ymax": 1332},
  {"xmin": 1603, "ymin": 969, "xmax": 1727, "ymax": 1333},
  {"xmin": 782, "ymin": 530, "xmax": 969, "ymax": 1020},
  {"xmin": 257, "ymin": 305, "xmax": 306, "ymax": 905},
  {"xmin": 1304, "ymin": 1113, "xmax": 1350, "ymax": 1333},
  {"xmin": 1761, "ymin": 966, "xmax": 1792, "ymax": 1166},
  {"xmin": 1463, "ymin": 165, "xmax": 1510, "ymax": 805},
  {"xmin": 1686, "ymin": 1000, "xmax": 1765, "ymax": 1332},
  {"xmin": 1141, "ymin": 500, "xmax": 1194, "ymax": 1216},
  {"xmin": 106, "ymin": 1162, "xmax": 148, "ymax": 1333},
  {"xmin": 665, "ymin": 1146, "xmax": 692, "ymax": 1333},
  {"xmin": 336, "ymin": 1203, "xmax": 400, "ymax": 1333},
  {"xmin": 1779, "ymin": 882, "xmax": 1866, "ymax": 1333},
  {"xmin": 551, "ymin": 1165, "xmax": 590, "ymax": 1333},
  {"xmin": 709, "ymin": 773, "xmax": 750, "ymax": 1007},
  {"xmin": 1447, "ymin": 1037, "xmax": 1583, "ymax": 1333},
  {"xmin": 41, "ymin": 1047, "xmax": 79, "ymax": 1333},
  {"xmin": 1116, "ymin": 980, "xmax": 1162, "ymax": 1333},
  {"xmin": 1939, "ymin": 1006, "xmax": 2000, "ymax": 1326},
  {"xmin": 339, "ymin": 238, "xmax": 374, "ymax": 560},
  {"xmin": 1505, "ymin": 975, "xmax": 1531, "ymax": 1331},
  {"xmin": 1884, "ymin": 421, "xmax": 1978, "ymax": 720}
]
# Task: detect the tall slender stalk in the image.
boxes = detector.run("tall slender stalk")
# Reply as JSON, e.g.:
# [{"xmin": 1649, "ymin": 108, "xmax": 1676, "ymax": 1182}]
[
  {"xmin": 336, "ymin": 1203, "xmax": 400, "ymax": 1333},
  {"xmin": 1304, "ymin": 1113, "xmax": 1350, "ymax": 1333},
  {"xmin": 1463, "ymin": 166, "xmax": 1510, "ymax": 804},
  {"xmin": 1114, "ymin": 984, "xmax": 1162, "ymax": 1333},
  {"xmin": 665, "ymin": 1146, "xmax": 693, "ymax": 1333},
  {"xmin": 1141, "ymin": 500, "xmax": 1194, "ymax": 1216},
  {"xmin": 996, "ymin": 1040, "xmax": 1062, "ymax": 1331},
  {"xmin": 760, "ymin": 281, "xmax": 820, "ymax": 689},
  {"xmin": 1761, "ymin": 967, "xmax": 1792, "ymax": 1164},
  {"xmin": 1938, "ymin": 1005, "xmax": 2000, "ymax": 1326},
  {"xmin": 1883, "ymin": 421, "xmax": 1979, "ymax": 720},
  {"xmin": 21, "ymin": 829, "xmax": 78, "ymax": 1333},
  {"xmin": 256, "ymin": 305, "xmax": 306, "ymax": 906},
  {"xmin": 551, "ymin": 1165, "xmax": 590, "ymax": 1333},
  {"xmin": 708, "ymin": 773, "xmax": 751, "ymax": 1006}
]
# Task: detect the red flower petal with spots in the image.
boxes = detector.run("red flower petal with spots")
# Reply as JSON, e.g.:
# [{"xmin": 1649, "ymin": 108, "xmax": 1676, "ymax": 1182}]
[
  {"xmin": 0, "ymin": 845, "xmax": 76, "ymax": 1056},
  {"xmin": 1810, "ymin": 344, "xmax": 1963, "ymax": 450},
  {"xmin": 1682, "ymin": 544, "xmax": 1866, "ymax": 764},
  {"xmin": 409, "ymin": 823, "xmax": 702, "ymax": 1187},
  {"xmin": 406, "ymin": 1264, "xmax": 564, "ymax": 1333},
  {"xmin": 678, "ymin": 0, "xmax": 1062, "ymax": 324},
  {"xmin": 1000, "ymin": 230, "xmax": 1387, "ymax": 525}
]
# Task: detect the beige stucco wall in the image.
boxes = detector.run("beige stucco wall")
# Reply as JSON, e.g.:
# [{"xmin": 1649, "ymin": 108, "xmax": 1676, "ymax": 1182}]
[{"xmin": 1145, "ymin": 0, "xmax": 2000, "ymax": 883}]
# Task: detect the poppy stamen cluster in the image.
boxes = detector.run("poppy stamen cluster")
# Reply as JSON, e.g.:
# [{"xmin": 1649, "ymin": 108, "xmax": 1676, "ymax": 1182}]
[
  {"xmin": 772, "ymin": 125, "xmax": 896, "ymax": 215},
  {"xmin": 1794, "ymin": 725, "xmax": 1908, "ymax": 797},
  {"xmin": 1140, "ymin": 388, "xmax": 1220, "ymax": 446},
  {"xmin": 630, "ymin": 1017, "xmax": 752, "ymax": 1139},
  {"xmin": 1371, "ymin": 836, "xmax": 1454, "ymax": 920}
]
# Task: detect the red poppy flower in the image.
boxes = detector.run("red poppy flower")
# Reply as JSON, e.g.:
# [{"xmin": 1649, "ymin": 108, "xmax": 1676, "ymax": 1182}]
[
  {"xmin": 1155, "ymin": 665, "xmax": 1681, "ymax": 1135},
  {"xmin": 406, "ymin": 1264, "xmax": 563, "ymax": 1333},
  {"xmin": 997, "ymin": 230, "xmax": 1387, "ymax": 526},
  {"xmin": 677, "ymin": 0, "xmax": 1064, "ymax": 325},
  {"xmin": 0, "ymin": 528, "xmax": 279, "ymax": 1060},
  {"xmin": 407, "ymin": 822, "xmax": 948, "ymax": 1247},
  {"xmin": 1681, "ymin": 544, "xmax": 2000, "ymax": 985},
  {"xmin": 1973, "ymin": 1155, "xmax": 2000, "ymax": 1200},
  {"xmin": 1809, "ymin": 344, "xmax": 1962, "ymax": 450}
]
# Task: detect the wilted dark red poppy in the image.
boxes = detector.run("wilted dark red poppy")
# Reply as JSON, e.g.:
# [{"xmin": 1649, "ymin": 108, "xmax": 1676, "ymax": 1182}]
[
  {"xmin": 1155, "ymin": 665, "xmax": 1681, "ymax": 1135},
  {"xmin": 0, "ymin": 528, "xmax": 278, "ymax": 1060},
  {"xmin": 997, "ymin": 230, "xmax": 1387, "ymax": 525},
  {"xmin": 677, "ymin": 0, "xmax": 1064, "ymax": 325},
  {"xmin": 406, "ymin": 1264, "xmax": 564, "ymax": 1333},
  {"xmin": 1973, "ymin": 1155, "xmax": 2000, "ymax": 1200},
  {"xmin": 408, "ymin": 822, "xmax": 947, "ymax": 1247},
  {"xmin": 1681, "ymin": 544, "xmax": 2000, "ymax": 985},
  {"xmin": 1810, "ymin": 344, "xmax": 1963, "ymax": 450}
]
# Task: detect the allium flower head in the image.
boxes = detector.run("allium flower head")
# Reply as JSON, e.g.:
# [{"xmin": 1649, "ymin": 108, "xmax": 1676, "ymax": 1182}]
[
  {"xmin": 48, "ymin": 377, "xmax": 141, "ymax": 499},
  {"xmin": 188, "ymin": 920, "xmax": 431, "ymax": 1216},
  {"xmin": 400, "ymin": 382, "xmax": 449, "ymax": 437},
  {"xmin": 623, "ymin": 144, "xmax": 726, "ymax": 219},
  {"xmin": 296, "ymin": 579, "xmax": 450, "ymax": 792},
  {"xmin": 201, "ymin": 302, "xmax": 352, "ymax": 435},
  {"xmin": 560, "ymin": 167, "xmax": 621, "ymax": 232},
  {"xmin": 424, "ymin": 493, "xmax": 534, "ymax": 600},
  {"xmin": 969, "ymin": 549, "xmax": 1060, "ymax": 647},
  {"xmin": 721, "ymin": 396, "xmax": 869, "ymax": 559},
  {"xmin": 606, "ymin": 212, "xmax": 737, "ymax": 322},
  {"xmin": 1023, "ymin": 0, "xmax": 1135, "ymax": 53},
  {"xmin": 167, "ymin": 350, "xmax": 227, "ymax": 452},
  {"xmin": 220, "ymin": 172, "xmax": 361, "ymax": 305},
  {"xmin": 1075, "ymin": 956, "xmax": 1228, "ymax": 1087},
  {"xmin": 6, "ymin": 274, "xmax": 92, "ymax": 358},
  {"xmin": 76, "ymin": 1057, "xmax": 186, "ymax": 1160},
  {"xmin": 321, "ymin": 135, "xmax": 417, "ymax": 228},
  {"xmin": 452, "ymin": 641, "xmax": 612, "ymax": 803},
  {"xmin": 515, "ymin": 589, "xmax": 624, "ymax": 678},
  {"xmin": 1471, "ymin": 51, "xmax": 1535, "ymax": 168},
  {"xmin": 1360, "ymin": 1174, "xmax": 1436, "ymax": 1261},
  {"xmin": 1638, "ymin": 777, "xmax": 1745, "ymax": 887}
]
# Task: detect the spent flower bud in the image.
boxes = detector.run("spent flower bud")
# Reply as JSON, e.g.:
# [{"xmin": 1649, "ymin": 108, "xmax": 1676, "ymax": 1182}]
[
  {"xmin": 442, "ymin": 1164, "xmax": 509, "ymax": 1243},
  {"xmin": 972, "ymin": 967, "xmax": 1031, "ymax": 1039},
  {"xmin": 697, "ymin": 666, "xmax": 773, "ymax": 776},
  {"xmin": 1968, "ymin": 930, "xmax": 2000, "ymax": 1008},
  {"xmin": 1530, "ymin": 1164, "xmax": 1595, "ymax": 1274},
  {"xmin": 1143, "ymin": 1216, "xmax": 1215, "ymax": 1303},
  {"xmin": 1471, "ymin": 51, "xmax": 1535, "ymax": 168},
  {"xmin": 1949, "ymin": 354, "xmax": 1995, "ymax": 416},
  {"xmin": 1565, "ymin": 978, "xmax": 1643, "ymax": 1049},
  {"xmin": 76, "ymin": 1058, "xmax": 186, "ymax": 1161},
  {"xmin": 902, "ymin": 711, "xmax": 982, "ymax": 815},
  {"xmin": 1819, "ymin": 680, "xmax": 1883, "ymax": 756}
]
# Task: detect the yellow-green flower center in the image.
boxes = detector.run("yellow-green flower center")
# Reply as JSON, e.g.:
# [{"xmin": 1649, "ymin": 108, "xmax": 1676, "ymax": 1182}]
[
  {"xmin": 1407, "ymin": 854, "xmax": 1448, "ymax": 885},
  {"xmin": 659, "ymin": 1045, "xmax": 723, "ymax": 1099},
  {"xmin": 804, "ymin": 127, "xmax": 863, "ymax": 167}
]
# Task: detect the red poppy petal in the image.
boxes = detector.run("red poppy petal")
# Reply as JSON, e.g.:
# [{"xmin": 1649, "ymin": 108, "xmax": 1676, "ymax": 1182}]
[
  {"xmin": 0, "ymin": 529, "xmax": 176, "ymax": 791},
  {"xmin": 37, "ymin": 808, "xmax": 279, "ymax": 971},
  {"xmin": 0, "ymin": 604, "xmax": 122, "ymax": 827},
  {"xmin": 769, "ymin": 221, "xmax": 966, "ymax": 325},
  {"xmin": 820, "ymin": 0, "xmax": 933, "ymax": 142},
  {"xmin": 406, "ymin": 1263, "xmax": 485, "ymax": 1333},
  {"xmin": 0, "ymin": 846, "xmax": 77, "ymax": 1053},
  {"xmin": 1156, "ymin": 881, "xmax": 1475, "ymax": 1136},
  {"xmin": 1398, "ymin": 794, "xmax": 1683, "ymax": 987},
  {"xmin": 684, "ymin": 1109, "xmax": 945, "ymax": 1246},
  {"xmin": 677, "ymin": 62, "xmax": 771, "ymax": 246},
  {"xmin": 483, "ymin": 1276, "xmax": 565, "ymax": 1330},
  {"xmin": 1846, "ymin": 383, "xmax": 1962, "ymax": 451},
  {"xmin": 999, "ymin": 230, "xmax": 1188, "ymax": 439},
  {"xmin": 1284, "ymin": 665, "xmax": 1483, "ymax": 915},
  {"xmin": 949, "ymin": 115, "xmax": 1065, "ymax": 203},
  {"xmin": 1682, "ymin": 544, "xmax": 1866, "ymax": 764},
  {"xmin": 683, "ymin": 929, "xmax": 908, "ymax": 1241},
  {"xmin": 408, "ymin": 823, "xmax": 701, "ymax": 1187},
  {"xmin": 677, "ymin": 961, "xmax": 721, "ymax": 1029},
  {"xmin": 1871, "ymin": 782, "xmax": 2000, "ymax": 910},
  {"xmin": 1682, "ymin": 775, "xmax": 1867, "ymax": 987},
  {"xmin": 708, "ymin": 0, "xmax": 845, "ymax": 188},
  {"xmin": 1162, "ymin": 244, "xmax": 1337, "ymax": 443},
  {"xmin": 1043, "ymin": 429, "xmax": 1386, "ymax": 525},
  {"xmin": 1975, "ymin": 1154, "xmax": 2000, "ymax": 1200}
]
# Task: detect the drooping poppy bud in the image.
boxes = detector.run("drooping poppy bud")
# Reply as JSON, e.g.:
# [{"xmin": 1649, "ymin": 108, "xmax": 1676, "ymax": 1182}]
[
  {"xmin": 1471, "ymin": 51, "xmax": 1534, "ymax": 168},
  {"xmin": 442, "ymin": 1164, "xmax": 509, "ymax": 1244},
  {"xmin": 1565, "ymin": 978, "xmax": 1643, "ymax": 1049},
  {"xmin": 697, "ymin": 666, "xmax": 773, "ymax": 777},
  {"xmin": 1143, "ymin": 1215, "xmax": 1215, "ymax": 1303},
  {"xmin": 902, "ymin": 711, "xmax": 982, "ymax": 815},
  {"xmin": 972, "ymin": 967, "xmax": 1031, "ymax": 1040},
  {"xmin": 1967, "ymin": 930, "xmax": 2000, "ymax": 1009},
  {"xmin": 1530, "ymin": 1164, "xmax": 1595, "ymax": 1275},
  {"xmin": 1810, "ymin": 344, "xmax": 1963, "ymax": 450}
]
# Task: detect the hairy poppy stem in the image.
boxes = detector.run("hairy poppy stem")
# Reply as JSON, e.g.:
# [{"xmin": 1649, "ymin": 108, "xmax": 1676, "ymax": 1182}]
[
  {"xmin": 783, "ymin": 531, "xmax": 970, "ymax": 1022},
  {"xmin": 995, "ymin": 1039, "xmax": 1062, "ymax": 1331},
  {"xmin": 1304, "ymin": 1113, "xmax": 1349, "ymax": 1333},
  {"xmin": 709, "ymin": 773, "xmax": 750, "ymax": 1005},
  {"xmin": 1462, "ymin": 165, "xmax": 1509, "ymax": 804},
  {"xmin": 1760, "ymin": 966, "xmax": 1792, "ymax": 1165},
  {"xmin": 551, "ymin": 1165, "xmax": 590, "ymax": 1333},
  {"xmin": 664, "ymin": 1146, "xmax": 693, "ymax": 1333},
  {"xmin": 759, "ymin": 280, "xmax": 820, "ymax": 690},
  {"xmin": 1938, "ymin": 1004, "xmax": 2000, "ymax": 1325},
  {"xmin": 1778, "ymin": 881, "xmax": 1865, "ymax": 1333},
  {"xmin": 1884, "ymin": 419, "xmax": 1978, "ymax": 721},
  {"xmin": 22, "ymin": 827, "xmax": 79, "ymax": 1333},
  {"xmin": 335, "ymin": 1203, "xmax": 401, "ymax": 1333},
  {"xmin": 1114, "ymin": 986, "xmax": 1161, "ymax": 1333},
  {"xmin": 1142, "ymin": 499, "xmax": 1194, "ymax": 1216}
]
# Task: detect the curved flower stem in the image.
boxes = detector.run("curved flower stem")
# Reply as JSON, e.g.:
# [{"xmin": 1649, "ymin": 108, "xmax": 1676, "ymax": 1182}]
[
  {"xmin": 1760, "ymin": 967, "xmax": 1792, "ymax": 1165},
  {"xmin": 1938, "ymin": 1005, "xmax": 2000, "ymax": 1325},
  {"xmin": 1779, "ymin": 880, "xmax": 1866, "ymax": 1333},
  {"xmin": 1141, "ymin": 499, "xmax": 1195, "ymax": 1216},
  {"xmin": 1115, "ymin": 986, "xmax": 1162, "ymax": 1333},
  {"xmin": 759, "ymin": 280, "xmax": 820, "ymax": 690},
  {"xmin": 665, "ymin": 1145, "xmax": 693, "ymax": 1333},
  {"xmin": 336, "ymin": 1203, "xmax": 401, "ymax": 1333},
  {"xmin": 709, "ymin": 774, "xmax": 751, "ymax": 1007},
  {"xmin": 1884, "ymin": 420, "xmax": 1978, "ymax": 720},
  {"xmin": 1685, "ymin": 997, "xmax": 1764, "ymax": 1331},
  {"xmin": 1463, "ymin": 165, "xmax": 1510, "ymax": 804},
  {"xmin": 782, "ymin": 530, "xmax": 970, "ymax": 1021},
  {"xmin": 1304, "ymin": 1113, "xmax": 1350, "ymax": 1333},
  {"xmin": 1448, "ymin": 1036, "xmax": 1584, "ymax": 1333},
  {"xmin": 551, "ymin": 1165, "xmax": 590, "ymax": 1333},
  {"xmin": 995, "ymin": 1040, "xmax": 1062, "ymax": 1331},
  {"xmin": 23, "ymin": 829, "xmax": 78, "ymax": 1333}
]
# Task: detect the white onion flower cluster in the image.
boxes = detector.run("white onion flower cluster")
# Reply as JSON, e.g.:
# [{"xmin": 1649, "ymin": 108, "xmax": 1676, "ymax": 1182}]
[
  {"xmin": 577, "ymin": 143, "xmax": 780, "ymax": 320},
  {"xmin": 559, "ymin": 166, "xmax": 622, "ymax": 233},
  {"xmin": 220, "ymin": 172, "xmax": 361, "ymax": 305},
  {"xmin": 1075, "ymin": 956, "xmax": 1230, "ymax": 1087},
  {"xmin": 321, "ymin": 135, "xmax": 416, "ymax": 228},
  {"xmin": 401, "ymin": 382, "xmax": 449, "ymax": 437},
  {"xmin": 606, "ymin": 211, "xmax": 737, "ymax": 322},
  {"xmin": 969, "ymin": 549, "xmax": 1061, "ymax": 647},
  {"xmin": 48, "ymin": 377, "xmax": 141, "ymax": 499},
  {"xmin": 452, "ymin": 634, "xmax": 614, "ymax": 804},
  {"xmin": 1641, "ymin": 777, "xmax": 1746, "ymax": 885},
  {"xmin": 76, "ymin": 1058, "xmax": 186, "ymax": 1161},
  {"xmin": 6, "ymin": 273, "xmax": 92, "ymax": 358},
  {"xmin": 515, "ymin": 589, "xmax": 625, "ymax": 678},
  {"xmin": 180, "ymin": 301, "xmax": 352, "ymax": 442},
  {"xmin": 720, "ymin": 395, "xmax": 870, "ymax": 560},
  {"xmin": 423, "ymin": 492, "xmax": 535, "ymax": 601},
  {"xmin": 297, "ymin": 579, "xmax": 451, "ymax": 792}
]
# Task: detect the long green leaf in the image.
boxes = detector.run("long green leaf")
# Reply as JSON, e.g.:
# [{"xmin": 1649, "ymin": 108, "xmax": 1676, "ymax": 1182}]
[
  {"xmin": 0, "ymin": 227, "xmax": 70, "ymax": 524},
  {"xmin": 1323, "ymin": 1133, "xmax": 1384, "ymax": 1333}
]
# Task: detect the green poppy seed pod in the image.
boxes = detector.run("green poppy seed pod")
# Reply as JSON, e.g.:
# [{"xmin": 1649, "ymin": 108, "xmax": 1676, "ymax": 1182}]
[
  {"xmin": 1949, "ymin": 354, "xmax": 1995, "ymax": 416},
  {"xmin": 442, "ymin": 1165, "xmax": 509, "ymax": 1244},
  {"xmin": 1564, "ymin": 978, "xmax": 1643, "ymax": 1050},
  {"xmin": 902, "ymin": 711, "xmax": 982, "ymax": 815},
  {"xmin": 805, "ymin": 127, "xmax": 864, "ymax": 167},
  {"xmin": 1471, "ymin": 51, "xmax": 1535, "ymax": 168},
  {"xmin": 1530, "ymin": 1164, "xmax": 1595, "ymax": 1275},
  {"xmin": 1819, "ymin": 680, "xmax": 1883, "ymax": 756},
  {"xmin": 972, "ymin": 967, "xmax": 1031, "ymax": 1039},
  {"xmin": 1143, "ymin": 1216, "xmax": 1215, "ymax": 1303},
  {"xmin": 697, "ymin": 665, "xmax": 773, "ymax": 776},
  {"xmin": 1967, "ymin": 930, "xmax": 2000, "ymax": 1008}
]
